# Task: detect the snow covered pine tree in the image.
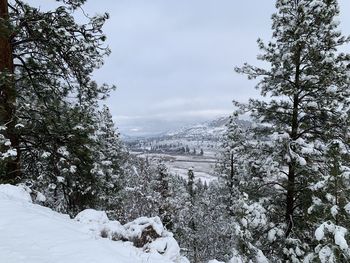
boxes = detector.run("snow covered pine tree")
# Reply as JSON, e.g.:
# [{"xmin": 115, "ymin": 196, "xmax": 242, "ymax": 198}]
[
  {"xmin": 234, "ymin": 0, "xmax": 350, "ymax": 261},
  {"xmin": 0, "ymin": 0, "xmax": 124, "ymax": 215}
]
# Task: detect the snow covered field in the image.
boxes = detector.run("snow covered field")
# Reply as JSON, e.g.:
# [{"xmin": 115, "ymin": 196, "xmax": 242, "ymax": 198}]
[
  {"xmin": 0, "ymin": 184, "xmax": 188, "ymax": 263},
  {"xmin": 135, "ymin": 152, "xmax": 218, "ymax": 183}
]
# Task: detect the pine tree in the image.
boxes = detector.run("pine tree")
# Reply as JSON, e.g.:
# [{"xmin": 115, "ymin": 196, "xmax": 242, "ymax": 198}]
[
  {"xmin": 185, "ymin": 168, "xmax": 200, "ymax": 262},
  {"xmin": 217, "ymin": 115, "xmax": 247, "ymax": 216},
  {"xmin": 92, "ymin": 105, "xmax": 126, "ymax": 215},
  {"xmin": 154, "ymin": 163, "xmax": 174, "ymax": 231},
  {"xmin": 0, "ymin": 0, "xmax": 20, "ymax": 183},
  {"xmin": 235, "ymin": 0, "xmax": 350, "ymax": 261},
  {"xmin": 28, "ymin": 103, "xmax": 103, "ymax": 214},
  {"xmin": 0, "ymin": 0, "xmax": 116, "ymax": 214},
  {"xmin": 116, "ymin": 156, "xmax": 156, "ymax": 222},
  {"xmin": 307, "ymin": 140, "xmax": 350, "ymax": 261},
  {"xmin": 187, "ymin": 168, "xmax": 195, "ymax": 201},
  {"xmin": 212, "ymin": 115, "xmax": 262, "ymax": 262}
]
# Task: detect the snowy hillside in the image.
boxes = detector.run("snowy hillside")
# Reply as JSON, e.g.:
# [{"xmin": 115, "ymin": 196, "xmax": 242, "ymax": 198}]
[
  {"xmin": 0, "ymin": 184, "xmax": 188, "ymax": 263},
  {"xmin": 126, "ymin": 117, "xmax": 232, "ymax": 155},
  {"xmin": 165, "ymin": 117, "xmax": 229, "ymax": 141},
  {"xmin": 126, "ymin": 117, "xmax": 251, "ymax": 152}
]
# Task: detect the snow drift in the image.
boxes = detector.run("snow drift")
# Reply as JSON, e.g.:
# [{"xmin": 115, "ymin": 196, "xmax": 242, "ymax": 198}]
[{"xmin": 0, "ymin": 184, "xmax": 188, "ymax": 263}]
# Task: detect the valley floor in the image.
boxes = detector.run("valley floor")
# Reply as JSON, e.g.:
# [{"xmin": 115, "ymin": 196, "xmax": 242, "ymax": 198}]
[{"xmin": 134, "ymin": 152, "xmax": 218, "ymax": 183}]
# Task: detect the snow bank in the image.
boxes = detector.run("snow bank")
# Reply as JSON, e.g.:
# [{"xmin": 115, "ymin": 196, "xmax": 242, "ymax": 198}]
[
  {"xmin": 0, "ymin": 184, "xmax": 187, "ymax": 263},
  {"xmin": 74, "ymin": 210, "xmax": 188, "ymax": 263},
  {"xmin": 75, "ymin": 209, "xmax": 110, "ymax": 225},
  {"xmin": 0, "ymin": 184, "xmax": 32, "ymax": 203}
]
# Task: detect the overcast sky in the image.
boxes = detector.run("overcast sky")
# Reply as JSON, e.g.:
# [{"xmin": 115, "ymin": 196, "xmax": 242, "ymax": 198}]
[{"xmin": 28, "ymin": 0, "xmax": 350, "ymax": 136}]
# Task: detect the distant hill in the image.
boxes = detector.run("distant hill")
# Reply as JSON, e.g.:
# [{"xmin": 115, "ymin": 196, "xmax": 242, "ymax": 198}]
[
  {"xmin": 165, "ymin": 116, "xmax": 229, "ymax": 141},
  {"xmin": 125, "ymin": 116, "xmax": 250, "ymax": 155}
]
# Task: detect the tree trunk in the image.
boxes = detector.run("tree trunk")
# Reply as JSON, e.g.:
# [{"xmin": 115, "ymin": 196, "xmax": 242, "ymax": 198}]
[
  {"xmin": 285, "ymin": 162, "xmax": 296, "ymax": 237},
  {"xmin": 0, "ymin": 0, "xmax": 20, "ymax": 183},
  {"xmin": 285, "ymin": 93, "xmax": 299, "ymax": 237},
  {"xmin": 228, "ymin": 152, "xmax": 235, "ymax": 216},
  {"xmin": 285, "ymin": 47, "xmax": 301, "ymax": 237}
]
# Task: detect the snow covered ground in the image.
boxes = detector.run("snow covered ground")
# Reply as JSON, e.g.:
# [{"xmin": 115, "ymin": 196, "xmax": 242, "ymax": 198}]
[
  {"xmin": 0, "ymin": 184, "xmax": 188, "ymax": 263},
  {"xmin": 136, "ymin": 152, "xmax": 218, "ymax": 184}
]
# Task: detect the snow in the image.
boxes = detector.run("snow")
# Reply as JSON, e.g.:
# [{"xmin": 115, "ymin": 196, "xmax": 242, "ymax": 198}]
[
  {"xmin": 57, "ymin": 146, "xmax": 69, "ymax": 157},
  {"xmin": 306, "ymin": 101, "xmax": 318, "ymax": 108},
  {"xmin": 315, "ymin": 222, "xmax": 349, "ymax": 251},
  {"xmin": 35, "ymin": 192, "xmax": 46, "ymax": 202},
  {"xmin": 334, "ymin": 227, "xmax": 348, "ymax": 250},
  {"xmin": 57, "ymin": 176, "xmax": 65, "ymax": 183},
  {"xmin": 73, "ymin": 125, "xmax": 85, "ymax": 130},
  {"xmin": 15, "ymin": 123, "xmax": 25, "ymax": 128},
  {"xmin": 227, "ymin": 248, "xmax": 246, "ymax": 263},
  {"xmin": 0, "ymin": 184, "xmax": 187, "ymax": 263},
  {"xmin": 124, "ymin": 216, "xmax": 164, "ymax": 238},
  {"xmin": 2, "ymin": 148, "xmax": 17, "ymax": 158},
  {"xmin": 268, "ymin": 228, "xmax": 277, "ymax": 242},
  {"xmin": 0, "ymin": 184, "xmax": 32, "ymax": 203},
  {"xmin": 41, "ymin": 151, "xmax": 51, "ymax": 158},
  {"xmin": 330, "ymin": 205, "xmax": 338, "ymax": 219},
  {"xmin": 228, "ymin": 256, "xmax": 243, "ymax": 263},
  {"xmin": 147, "ymin": 236, "xmax": 184, "ymax": 261},
  {"xmin": 75, "ymin": 209, "xmax": 109, "ymax": 225},
  {"xmin": 315, "ymin": 224, "xmax": 325, "ymax": 241},
  {"xmin": 326, "ymin": 86, "xmax": 338, "ymax": 93},
  {"xmin": 255, "ymin": 249, "xmax": 269, "ymax": 263},
  {"xmin": 318, "ymin": 246, "xmax": 335, "ymax": 263},
  {"xmin": 245, "ymin": 202, "xmax": 267, "ymax": 228},
  {"xmin": 74, "ymin": 214, "xmax": 188, "ymax": 263},
  {"xmin": 298, "ymin": 156, "xmax": 307, "ymax": 166},
  {"xmin": 137, "ymin": 152, "xmax": 217, "ymax": 183},
  {"xmin": 295, "ymin": 246, "xmax": 303, "ymax": 257},
  {"xmin": 345, "ymin": 203, "xmax": 350, "ymax": 214}
]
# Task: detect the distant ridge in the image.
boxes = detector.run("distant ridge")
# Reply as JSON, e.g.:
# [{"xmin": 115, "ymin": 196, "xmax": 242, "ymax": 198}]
[
  {"xmin": 122, "ymin": 116, "xmax": 251, "ymax": 142},
  {"xmin": 165, "ymin": 116, "xmax": 229, "ymax": 141}
]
